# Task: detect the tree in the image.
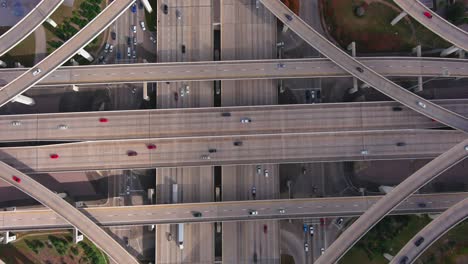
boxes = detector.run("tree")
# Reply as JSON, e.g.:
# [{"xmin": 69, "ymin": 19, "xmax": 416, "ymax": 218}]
[{"xmin": 446, "ymin": 2, "xmax": 466, "ymax": 24}]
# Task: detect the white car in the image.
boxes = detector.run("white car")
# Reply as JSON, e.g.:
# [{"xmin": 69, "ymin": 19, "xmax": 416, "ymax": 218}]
[
  {"xmin": 11, "ymin": 121, "xmax": 21, "ymax": 126},
  {"xmin": 109, "ymin": 44, "xmax": 114, "ymax": 53},
  {"xmin": 417, "ymin": 101, "xmax": 427, "ymax": 108},
  {"xmin": 150, "ymin": 36, "xmax": 156, "ymax": 44},
  {"xmin": 140, "ymin": 21, "xmax": 146, "ymax": 31},
  {"xmin": 257, "ymin": 165, "xmax": 262, "ymax": 175},
  {"xmin": 360, "ymin": 149, "xmax": 369, "ymax": 155},
  {"xmin": 304, "ymin": 243, "xmax": 309, "ymax": 252},
  {"xmin": 249, "ymin": 210, "xmax": 258, "ymax": 215},
  {"xmin": 240, "ymin": 118, "xmax": 252, "ymax": 123},
  {"xmin": 57, "ymin": 124, "xmax": 69, "ymax": 130},
  {"xmin": 127, "ymin": 47, "xmax": 131, "ymax": 57},
  {"xmin": 278, "ymin": 208, "xmax": 286, "ymax": 214},
  {"xmin": 32, "ymin": 68, "xmax": 42, "ymax": 76},
  {"xmin": 321, "ymin": 248, "xmax": 325, "ymax": 255},
  {"xmin": 264, "ymin": 169, "xmax": 269, "ymax": 178},
  {"xmin": 131, "ymin": 25, "xmax": 137, "ymax": 33}
]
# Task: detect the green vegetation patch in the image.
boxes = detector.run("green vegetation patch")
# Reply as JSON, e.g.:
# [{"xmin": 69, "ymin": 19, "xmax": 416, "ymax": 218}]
[
  {"xmin": 322, "ymin": 0, "xmax": 450, "ymax": 52},
  {"xmin": 340, "ymin": 215, "xmax": 431, "ymax": 263},
  {"xmin": 145, "ymin": 0, "xmax": 157, "ymax": 32}
]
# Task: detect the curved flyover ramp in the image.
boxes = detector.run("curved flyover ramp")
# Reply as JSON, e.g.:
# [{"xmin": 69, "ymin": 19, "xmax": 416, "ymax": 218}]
[
  {"xmin": 259, "ymin": 0, "xmax": 468, "ymax": 133},
  {"xmin": 393, "ymin": 0, "xmax": 468, "ymax": 51},
  {"xmin": 390, "ymin": 197, "xmax": 468, "ymax": 264},
  {"xmin": 0, "ymin": 162, "xmax": 138, "ymax": 263},
  {"xmin": 0, "ymin": 0, "xmax": 63, "ymax": 57},
  {"xmin": 0, "ymin": 0, "xmax": 135, "ymax": 108},
  {"xmin": 315, "ymin": 139, "xmax": 468, "ymax": 264}
]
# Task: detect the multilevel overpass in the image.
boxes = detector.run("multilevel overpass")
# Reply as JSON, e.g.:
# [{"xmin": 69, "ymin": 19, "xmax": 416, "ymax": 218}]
[
  {"xmin": 0, "ymin": 57, "xmax": 466, "ymax": 86},
  {"xmin": 0, "ymin": 162, "xmax": 139, "ymax": 263},
  {"xmin": 391, "ymin": 197, "xmax": 468, "ymax": 264},
  {"xmin": 0, "ymin": 130, "xmax": 464, "ymax": 173},
  {"xmin": 0, "ymin": 0, "xmax": 134, "ymax": 108},
  {"xmin": 259, "ymin": 0, "xmax": 468, "ymax": 132},
  {"xmin": 1, "ymin": 99, "xmax": 467, "ymax": 142},
  {"xmin": 0, "ymin": 192, "xmax": 465, "ymax": 232},
  {"xmin": 316, "ymin": 138, "xmax": 468, "ymax": 263},
  {"xmin": 0, "ymin": 0, "xmax": 63, "ymax": 57},
  {"xmin": 393, "ymin": 0, "xmax": 468, "ymax": 51}
]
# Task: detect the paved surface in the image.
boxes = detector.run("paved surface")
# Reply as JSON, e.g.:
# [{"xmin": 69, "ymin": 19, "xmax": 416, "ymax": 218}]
[
  {"xmin": 1, "ymin": 192, "xmax": 465, "ymax": 231},
  {"xmin": 156, "ymin": 0, "xmax": 213, "ymax": 109},
  {"xmin": 34, "ymin": 25, "xmax": 47, "ymax": 64},
  {"xmin": 222, "ymin": 165, "xmax": 280, "ymax": 264},
  {"xmin": 0, "ymin": 162, "xmax": 139, "ymax": 264},
  {"xmin": 259, "ymin": 0, "xmax": 468, "ymax": 133},
  {"xmin": 155, "ymin": 167, "xmax": 215, "ymax": 264},
  {"xmin": 1, "ymin": 99, "xmax": 466, "ymax": 142},
  {"xmin": 0, "ymin": 0, "xmax": 63, "ymax": 57},
  {"xmin": 390, "ymin": 198, "xmax": 468, "ymax": 264},
  {"xmin": 315, "ymin": 139, "xmax": 468, "ymax": 264},
  {"xmin": 393, "ymin": 0, "xmax": 468, "ymax": 51},
  {"xmin": 0, "ymin": 130, "xmax": 464, "ymax": 173},
  {"xmin": 0, "ymin": 0, "xmax": 135, "ymax": 108},
  {"xmin": 1, "ymin": 57, "xmax": 465, "ymax": 86}
]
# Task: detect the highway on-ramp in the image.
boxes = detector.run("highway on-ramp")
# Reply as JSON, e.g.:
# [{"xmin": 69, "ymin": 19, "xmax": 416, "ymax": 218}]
[
  {"xmin": 0, "ymin": 130, "xmax": 464, "ymax": 173},
  {"xmin": 0, "ymin": 0, "xmax": 64, "ymax": 57},
  {"xmin": 393, "ymin": 0, "xmax": 468, "ymax": 51},
  {"xmin": 390, "ymin": 198, "xmax": 468, "ymax": 264},
  {"xmin": 1, "ymin": 99, "xmax": 467, "ymax": 142},
  {"xmin": 0, "ymin": 0, "xmax": 135, "ymax": 108},
  {"xmin": 259, "ymin": 0, "xmax": 468, "ymax": 133},
  {"xmin": 0, "ymin": 57, "xmax": 466, "ymax": 86},
  {"xmin": 0, "ymin": 193, "xmax": 466, "ymax": 232},
  {"xmin": 0, "ymin": 162, "xmax": 139, "ymax": 263},
  {"xmin": 315, "ymin": 139, "xmax": 468, "ymax": 264}
]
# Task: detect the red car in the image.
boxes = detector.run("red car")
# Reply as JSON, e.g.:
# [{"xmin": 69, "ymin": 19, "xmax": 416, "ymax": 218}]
[
  {"xmin": 50, "ymin": 154, "xmax": 59, "ymax": 159},
  {"xmin": 99, "ymin": 118, "xmax": 109, "ymax": 123},
  {"xmin": 147, "ymin": 144, "xmax": 157, "ymax": 150},
  {"xmin": 263, "ymin": 224, "xmax": 268, "ymax": 234},
  {"xmin": 174, "ymin": 92, "xmax": 179, "ymax": 101},
  {"xmin": 423, "ymin": 11, "xmax": 432, "ymax": 19},
  {"xmin": 12, "ymin": 175, "xmax": 21, "ymax": 183},
  {"xmin": 127, "ymin": 150, "xmax": 138, "ymax": 157}
]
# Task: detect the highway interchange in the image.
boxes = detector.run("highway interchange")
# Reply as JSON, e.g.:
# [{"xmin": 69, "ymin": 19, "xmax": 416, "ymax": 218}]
[{"xmin": 0, "ymin": 0, "xmax": 467, "ymax": 263}]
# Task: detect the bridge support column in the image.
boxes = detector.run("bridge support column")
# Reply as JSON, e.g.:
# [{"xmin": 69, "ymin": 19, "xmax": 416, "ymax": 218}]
[
  {"xmin": 72, "ymin": 85, "xmax": 79, "ymax": 92},
  {"xmin": 347, "ymin": 42, "xmax": 358, "ymax": 94},
  {"xmin": 0, "ymin": 60, "xmax": 6, "ymax": 67},
  {"xmin": 1, "ymin": 231, "xmax": 17, "ymax": 244},
  {"xmin": 390, "ymin": 11, "xmax": 407, "ymax": 26},
  {"xmin": 143, "ymin": 82, "xmax": 150, "ymax": 101},
  {"xmin": 73, "ymin": 229, "xmax": 84, "ymax": 244},
  {"xmin": 12, "ymin": 95, "xmax": 35, "ymax": 106},
  {"xmin": 440, "ymin": 45, "xmax": 460, "ymax": 57},
  {"xmin": 458, "ymin": 49, "xmax": 465, "ymax": 59},
  {"xmin": 77, "ymin": 49, "xmax": 94, "ymax": 62},
  {"xmin": 46, "ymin": 18, "xmax": 58, "ymax": 28},
  {"xmin": 413, "ymin": 45, "xmax": 423, "ymax": 92},
  {"xmin": 141, "ymin": 0, "xmax": 153, "ymax": 13}
]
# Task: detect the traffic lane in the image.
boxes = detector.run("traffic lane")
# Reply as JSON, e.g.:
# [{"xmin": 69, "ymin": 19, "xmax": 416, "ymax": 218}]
[
  {"xmin": 315, "ymin": 138, "xmax": 468, "ymax": 264},
  {"xmin": 1, "ymin": 99, "xmax": 467, "ymax": 142},
  {"xmin": 390, "ymin": 198, "xmax": 468, "ymax": 264},
  {"xmin": 0, "ymin": 0, "xmax": 135, "ymax": 108},
  {"xmin": 1, "ymin": 192, "xmax": 466, "ymax": 231},
  {"xmin": 1, "ymin": 57, "xmax": 466, "ymax": 86},
  {"xmin": 0, "ymin": 130, "xmax": 464, "ymax": 173},
  {"xmin": 0, "ymin": 162, "xmax": 139, "ymax": 263},
  {"xmin": 0, "ymin": 0, "xmax": 64, "ymax": 56},
  {"xmin": 393, "ymin": 0, "xmax": 468, "ymax": 51},
  {"xmin": 259, "ymin": 0, "xmax": 468, "ymax": 132}
]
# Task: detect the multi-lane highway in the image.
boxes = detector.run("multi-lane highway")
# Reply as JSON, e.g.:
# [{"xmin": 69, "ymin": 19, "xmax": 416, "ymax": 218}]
[
  {"xmin": 259, "ymin": 0, "xmax": 468, "ymax": 133},
  {"xmin": 0, "ymin": 0, "xmax": 135, "ymax": 108},
  {"xmin": 1, "ymin": 99, "xmax": 467, "ymax": 142},
  {"xmin": 316, "ymin": 138, "xmax": 468, "ymax": 264},
  {"xmin": 1, "ymin": 192, "xmax": 465, "ymax": 231},
  {"xmin": 0, "ymin": 162, "xmax": 139, "ymax": 263},
  {"xmin": 0, "ymin": 57, "xmax": 466, "ymax": 86},
  {"xmin": 393, "ymin": 0, "xmax": 468, "ymax": 51},
  {"xmin": 0, "ymin": 130, "xmax": 464, "ymax": 173},
  {"xmin": 0, "ymin": 0, "xmax": 63, "ymax": 57},
  {"xmin": 390, "ymin": 198, "xmax": 468, "ymax": 264}
]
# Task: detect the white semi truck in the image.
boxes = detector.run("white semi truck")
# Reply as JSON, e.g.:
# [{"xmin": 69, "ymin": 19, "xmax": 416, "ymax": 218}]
[{"xmin": 177, "ymin": 223, "xmax": 184, "ymax": 249}]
